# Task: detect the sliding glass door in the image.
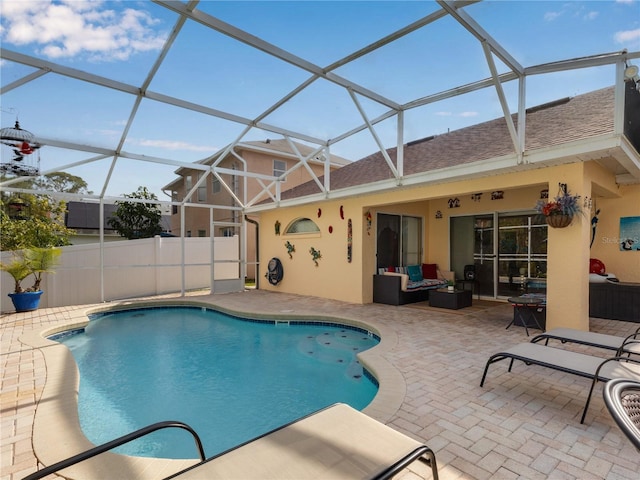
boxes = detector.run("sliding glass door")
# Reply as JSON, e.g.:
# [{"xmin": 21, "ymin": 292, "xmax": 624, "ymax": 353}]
[
  {"xmin": 376, "ymin": 213, "xmax": 422, "ymax": 269},
  {"xmin": 451, "ymin": 212, "xmax": 547, "ymax": 298}
]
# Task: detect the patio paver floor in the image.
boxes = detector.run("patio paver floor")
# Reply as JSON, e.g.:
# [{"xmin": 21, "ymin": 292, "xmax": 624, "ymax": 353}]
[{"xmin": 2, "ymin": 290, "xmax": 639, "ymax": 479}]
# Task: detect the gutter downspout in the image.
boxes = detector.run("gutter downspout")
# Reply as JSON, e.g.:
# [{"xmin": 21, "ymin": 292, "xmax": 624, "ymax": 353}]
[{"xmin": 245, "ymin": 215, "xmax": 259, "ymax": 289}]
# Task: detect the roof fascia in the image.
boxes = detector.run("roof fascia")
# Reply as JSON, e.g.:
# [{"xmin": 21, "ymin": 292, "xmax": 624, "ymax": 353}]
[
  {"xmin": 614, "ymin": 136, "xmax": 640, "ymax": 183},
  {"xmin": 245, "ymin": 133, "xmax": 635, "ymax": 213}
]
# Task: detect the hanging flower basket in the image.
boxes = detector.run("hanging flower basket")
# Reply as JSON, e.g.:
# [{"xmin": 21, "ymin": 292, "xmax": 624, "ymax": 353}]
[
  {"xmin": 546, "ymin": 214, "xmax": 573, "ymax": 228},
  {"xmin": 535, "ymin": 183, "xmax": 582, "ymax": 229}
]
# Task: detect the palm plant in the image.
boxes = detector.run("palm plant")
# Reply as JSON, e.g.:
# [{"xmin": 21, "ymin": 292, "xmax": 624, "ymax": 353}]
[{"xmin": 0, "ymin": 247, "xmax": 61, "ymax": 293}]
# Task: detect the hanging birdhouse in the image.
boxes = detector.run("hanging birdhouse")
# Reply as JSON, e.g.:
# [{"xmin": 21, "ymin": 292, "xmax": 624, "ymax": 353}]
[{"xmin": 0, "ymin": 120, "xmax": 41, "ymax": 176}]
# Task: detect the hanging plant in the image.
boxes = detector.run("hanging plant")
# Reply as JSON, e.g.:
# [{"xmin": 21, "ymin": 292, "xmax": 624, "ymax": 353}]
[{"xmin": 534, "ymin": 183, "xmax": 582, "ymax": 228}]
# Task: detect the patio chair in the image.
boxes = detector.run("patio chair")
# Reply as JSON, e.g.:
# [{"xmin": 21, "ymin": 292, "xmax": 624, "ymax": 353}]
[
  {"xmin": 603, "ymin": 378, "xmax": 640, "ymax": 450},
  {"xmin": 531, "ymin": 327, "xmax": 640, "ymax": 357},
  {"xmin": 173, "ymin": 403, "xmax": 439, "ymax": 479},
  {"xmin": 480, "ymin": 342, "xmax": 640, "ymax": 423}
]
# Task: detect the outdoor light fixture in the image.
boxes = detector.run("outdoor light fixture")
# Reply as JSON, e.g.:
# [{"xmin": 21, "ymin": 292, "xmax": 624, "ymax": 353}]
[
  {"xmin": 624, "ymin": 64, "xmax": 639, "ymax": 80},
  {"xmin": 624, "ymin": 63, "xmax": 640, "ymax": 92}
]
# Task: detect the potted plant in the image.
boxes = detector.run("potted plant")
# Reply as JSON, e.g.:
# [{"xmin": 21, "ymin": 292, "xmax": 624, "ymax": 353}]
[
  {"xmin": 447, "ymin": 280, "xmax": 455, "ymax": 292},
  {"xmin": 1, "ymin": 247, "xmax": 61, "ymax": 312},
  {"xmin": 535, "ymin": 184, "xmax": 582, "ymax": 228}
]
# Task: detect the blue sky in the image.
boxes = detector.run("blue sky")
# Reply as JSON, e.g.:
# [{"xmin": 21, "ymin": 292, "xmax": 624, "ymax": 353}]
[{"xmin": 1, "ymin": 0, "xmax": 639, "ymax": 199}]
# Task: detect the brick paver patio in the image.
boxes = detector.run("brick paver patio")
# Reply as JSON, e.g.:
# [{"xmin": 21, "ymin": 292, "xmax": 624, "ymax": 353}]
[{"xmin": 2, "ymin": 290, "xmax": 639, "ymax": 479}]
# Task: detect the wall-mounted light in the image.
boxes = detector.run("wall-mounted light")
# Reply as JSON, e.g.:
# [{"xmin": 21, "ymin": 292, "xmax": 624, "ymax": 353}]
[{"xmin": 624, "ymin": 63, "xmax": 640, "ymax": 92}]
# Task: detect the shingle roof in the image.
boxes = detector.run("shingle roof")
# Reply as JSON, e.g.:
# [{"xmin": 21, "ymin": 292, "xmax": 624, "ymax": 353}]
[
  {"xmin": 237, "ymin": 139, "xmax": 351, "ymax": 166},
  {"xmin": 280, "ymin": 87, "xmax": 615, "ymax": 200}
]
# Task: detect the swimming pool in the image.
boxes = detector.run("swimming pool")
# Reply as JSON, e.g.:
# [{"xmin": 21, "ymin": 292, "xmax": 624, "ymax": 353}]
[{"xmin": 54, "ymin": 306, "xmax": 379, "ymax": 459}]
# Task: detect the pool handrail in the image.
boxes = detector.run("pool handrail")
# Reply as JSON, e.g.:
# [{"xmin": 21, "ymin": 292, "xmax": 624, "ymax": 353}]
[{"xmin": 22, "ymin": 420, "xmax": 206, "ymax": 480}]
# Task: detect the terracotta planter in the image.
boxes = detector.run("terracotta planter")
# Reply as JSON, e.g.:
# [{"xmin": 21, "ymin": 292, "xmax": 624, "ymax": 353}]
[{"xmin": 546, "ymin": 214, "xmax": 573, "ymax": 228}]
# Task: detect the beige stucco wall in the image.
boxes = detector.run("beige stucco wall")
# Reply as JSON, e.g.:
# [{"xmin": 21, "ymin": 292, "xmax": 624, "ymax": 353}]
[
  {"xmin": 258, "ymin": 160, "xmax": 639, "ymax": 331},
  {"xmin": 589, "ymin": 183, "xmax": 640, "ymax": 281}
]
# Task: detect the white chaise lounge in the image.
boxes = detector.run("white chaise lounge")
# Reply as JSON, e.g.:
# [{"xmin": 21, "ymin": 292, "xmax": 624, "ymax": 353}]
[
  {"xmin": 531, "ymin": 327, "xmax": 640, "ymax": 356},
  {"xmin": 480, "ymin": 343, "xmax": 640, "ymax": 424},
  {"xmin": 172, "ymin": 403, "xmax": 438, "ymax": 480}
]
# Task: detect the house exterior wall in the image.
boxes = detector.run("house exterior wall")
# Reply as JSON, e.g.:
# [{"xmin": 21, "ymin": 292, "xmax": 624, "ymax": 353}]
[
  {"xmin": 168, "ymin": 146, "xmax": 339, "ymax": 280},
  {"xmin": 589, "ymin": 183, "xmax": 640, "ymax": 280},
  {"xmin": 258, "ymin": 161, "xmax": 640, "ymax": 331}
]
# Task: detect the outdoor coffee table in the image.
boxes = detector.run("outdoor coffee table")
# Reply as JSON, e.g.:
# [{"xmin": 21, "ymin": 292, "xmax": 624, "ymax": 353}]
[
  {"xmin": 429, "ymin": 288, "xmax": 472, "ymax": 310},
  {"xmin": 507, "ymin": 296, "xmax": 545, "ymax": 336}
]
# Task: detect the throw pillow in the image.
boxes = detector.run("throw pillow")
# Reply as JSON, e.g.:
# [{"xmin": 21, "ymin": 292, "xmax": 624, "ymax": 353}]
[
  {"xmin": 421, "ymin": 263, "xmax": 438, "ymax": 279},
  {"xmin": 407, "ymin": 265, "xmax": 423, "ymax": 282}
]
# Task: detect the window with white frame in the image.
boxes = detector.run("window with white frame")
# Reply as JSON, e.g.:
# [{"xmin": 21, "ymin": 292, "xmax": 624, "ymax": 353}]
[
  {"xmin": 273, "ymin": 159, "xmax": 287, "ymax": 182},
  {"xmin": 197, "ymin": 173, "xmax": 206, "ymax": 202},
  {"xmin": 212, "ymin": 175, "xmax": 221, "ymax": 193}
]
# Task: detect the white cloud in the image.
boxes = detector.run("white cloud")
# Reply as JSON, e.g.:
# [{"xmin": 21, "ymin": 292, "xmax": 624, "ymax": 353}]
[
  {"xmin": 435, "ymin": 111, "xmax": 477, "ymax": 118},
  {"xmin": 614, "ymin": 28, "xmax": 640, "ymax": 45},
  {"xmin": 584, "ymin": 11, "xmax": 599, "ymax": 21},
  {"xmin": 133, "ymin": 138, "xmax": 217, "ymax": 153},
  {"xmin": 544, "ymin": 11, "xmax": 562, "ymax": 22},
  {"xmin": 0, "ymin": 0, "xmax": 167, "ymax": 61}
]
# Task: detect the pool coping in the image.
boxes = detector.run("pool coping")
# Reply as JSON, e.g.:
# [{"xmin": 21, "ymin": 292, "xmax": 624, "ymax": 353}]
[{"xmin": 19, "ymin": 298, "xmax": 405, "ymax": 479}]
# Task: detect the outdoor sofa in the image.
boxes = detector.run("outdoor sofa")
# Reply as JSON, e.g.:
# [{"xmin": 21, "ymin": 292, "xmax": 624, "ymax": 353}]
[
  {"xmin": 589, "ymin": 281, "xmax": 640, "ymax": 322},
  {"xmin": 373, "ymin": 264, "xmax": 452, "ymax": 305}
]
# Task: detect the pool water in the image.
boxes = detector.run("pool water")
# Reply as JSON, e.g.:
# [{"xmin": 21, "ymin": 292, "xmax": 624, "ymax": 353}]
[{"xmin": 56, "ymin": 307, "xmax": 379, "ymax": 459}]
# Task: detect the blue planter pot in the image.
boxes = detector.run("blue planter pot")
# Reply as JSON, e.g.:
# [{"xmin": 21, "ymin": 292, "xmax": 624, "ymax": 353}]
[{"xmin": 8, "ymin": 291, "xmax": 43, "ymax": 312}]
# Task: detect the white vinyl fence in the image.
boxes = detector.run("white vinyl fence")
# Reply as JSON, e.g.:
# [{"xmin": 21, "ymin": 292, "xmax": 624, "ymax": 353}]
[{"xmin": 1, "ymin": 236, "xmax": 241, "ymax": 313}]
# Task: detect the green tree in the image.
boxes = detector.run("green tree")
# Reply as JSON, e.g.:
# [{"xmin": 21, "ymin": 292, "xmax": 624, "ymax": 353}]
[
  {"xmin": 35, "ymin": 172, "xmax": 92, "ymax": 195},
  {"xmin": 108, "ymin": 186, "xmax": 162, "ymax": 239},
  {"xmin": 0, "ymin": 171, "xmax": 89, "ymax": 251},
  {"xmin": 0, "ymin": 196, "xmax": 74, "ymax": 251}
]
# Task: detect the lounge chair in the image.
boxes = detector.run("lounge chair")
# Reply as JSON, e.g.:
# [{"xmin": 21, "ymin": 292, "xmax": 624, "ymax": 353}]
[
  {"xmin": 603, "ymin": 378, "xmax": 640, "ymax": 450},
  {"xmin": 172, "ymin": 403, "xmax": 439, "ymax": 479},
  {"xmin": 531, "ymin": 327, "xmax": 640, "ymax": 356},
  {"xmin": 25, "ymin": 403, "xmax": 439, "ymax": 480},
  {"xmin": 480, "ymin": 342, "xmax": 640, "ymax": 423}
]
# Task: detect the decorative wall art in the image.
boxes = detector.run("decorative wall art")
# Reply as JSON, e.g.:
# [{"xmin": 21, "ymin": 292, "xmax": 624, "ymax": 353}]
[
  {"xmin": 285, "ymin": 241, "xmax": 295, "ymax": 258},
  {"xmin": 471, "ymin": 193, "xmax": 482, "ymax": 202},
  {"xmin": 340, "ymin": 205, "xmax": 344, "ymax": 219},
  {"xmin": 435, "ymin": 210, "xmax": 443, "ymax": 219},
  {"xmin": 540, "ymin": 189, "xmax": 549, "ymax": 199},
  {"xmin": 491, "ymin": 191, "xmax": 504, "ymax": 200},
  {"xmin": 329, "ymin": 226, "xmax": 333, "ymax": 233},
  {"xmin": 448, "ymin": 197, "xmax": 460, "ymax": 208},
  {"xmin": 365, "ymin": 211, "xmax": 372, "ymax": 235},
  {"xmin": 309, "ymin": 247, "xmax": 322, "ymax": 266},
  {"xmin": 274, "ymin": 220, "xmax": 281, "ymax": 235},
  {"xmin": 317, "ymin": 208, "xmax": 322, "ymax": 218},
  {"xmin": 619, "ymin": 216, "xmax": 640, "ymax": 251},
  {"xmin": 347, "ymin": 219, "xmax": 352, "ymax": 263}
]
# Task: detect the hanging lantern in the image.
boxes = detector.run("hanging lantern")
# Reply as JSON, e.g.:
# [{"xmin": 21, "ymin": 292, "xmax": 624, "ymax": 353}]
[{"xmin": 0, "ymin": 120, "xmax": 41, "ymax": 176}]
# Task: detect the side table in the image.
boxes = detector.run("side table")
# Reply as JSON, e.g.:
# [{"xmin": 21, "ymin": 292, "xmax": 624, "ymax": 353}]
[
  {"xmin": 507, "ymin": 296, "xmax": 545, "ymax": 336},
  {"xmin": 429, "ymin": 289, "xmax": 472, "ymax": 310}
]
